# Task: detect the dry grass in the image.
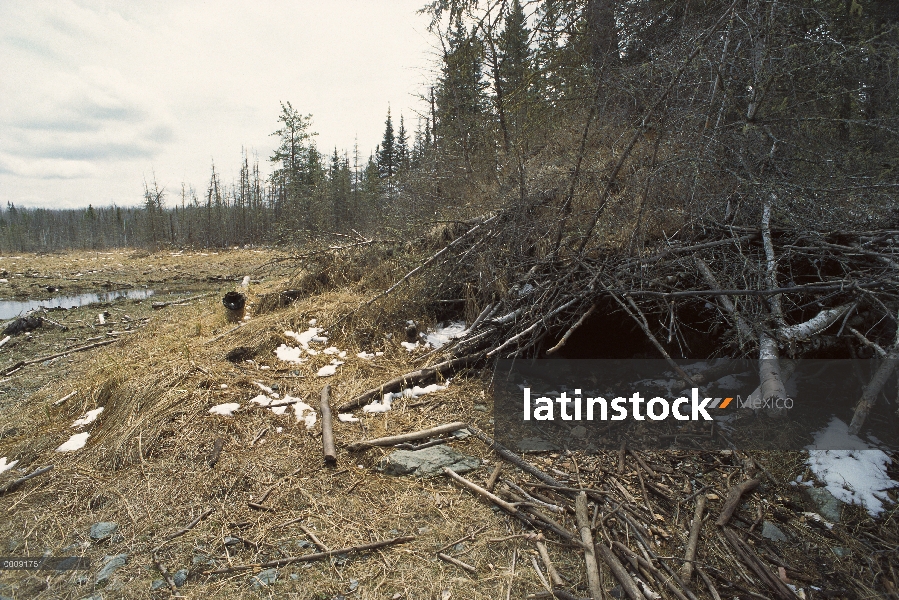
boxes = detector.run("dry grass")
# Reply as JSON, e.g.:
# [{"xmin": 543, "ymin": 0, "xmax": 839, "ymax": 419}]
[{"xmin": 1, "ymin": 248, "xmax": 896, "ymax": 599}]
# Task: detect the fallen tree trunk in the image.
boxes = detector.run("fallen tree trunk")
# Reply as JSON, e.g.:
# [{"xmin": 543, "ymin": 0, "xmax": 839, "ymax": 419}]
[
  {"xmin": 337, "ymin": 354, "xmax": 482, "ymax": 413},
  {"xmin": 204, "ymin": 535, "xmax": 415, "ymax": 574},
  {"xmin": 348, "ymin": 422, "xmax": 468, "ymax": 451},
  {"xmin": 319, "ymin": 384, "xmax": 337, "ymax": 464}
]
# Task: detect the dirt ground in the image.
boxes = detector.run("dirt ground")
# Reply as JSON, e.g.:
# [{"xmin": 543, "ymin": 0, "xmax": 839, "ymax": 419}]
[{"xmin": 0, "ymin": 249, "xmax": 896, "ymax": 600}]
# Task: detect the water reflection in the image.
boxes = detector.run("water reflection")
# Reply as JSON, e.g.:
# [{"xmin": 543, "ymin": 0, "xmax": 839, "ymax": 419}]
[{"xmin": 0, "ymin": 289, "xmax": 156, "ymax": 320}]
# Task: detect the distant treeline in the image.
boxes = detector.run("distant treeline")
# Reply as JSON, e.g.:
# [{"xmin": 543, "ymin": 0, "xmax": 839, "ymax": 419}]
[{"xmin": 4, "ymin": 0, "xmax": 897, "ymax": 252}]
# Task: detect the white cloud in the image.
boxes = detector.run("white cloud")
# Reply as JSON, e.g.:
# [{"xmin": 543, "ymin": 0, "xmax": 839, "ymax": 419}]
[{"xmin": 0, "ymin": 0, "xmax": 434, "ymax": 208}]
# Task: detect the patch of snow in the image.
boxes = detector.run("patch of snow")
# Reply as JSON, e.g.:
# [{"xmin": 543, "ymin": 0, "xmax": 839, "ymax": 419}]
[
  {"xmin": 274, "ymin": 342, "xmax": 303, "ymax": 362},
  {"xmin": 425, "ymin": 321, "xmax": 467, "ymax": 349},
  {"xmin": 241, "ymin": 276, "xmax": 250, "ymax": 287},
  {"xmin": 0, "ymin": 457, "xmax": 18, "ymax": 474},
  {"xmin": 317, "ymin": 360, "xmax": 344, "ymax": 377},
  {"xmin": 323, "ymin": 347, "xmax": 341, "ymax": 355},
  {"xmin": 306, "ymin": 348, "xmax": 319, "ymax": 356},
  {"xmin": 57, "ymin": 432, "xmax": 90, "ymax": 452},
  {"xmin": 363, "ymin": 381, "xmax": 450, "ymax": 413},
  {"xmin": 270, "ymin": 406, "xmax": 287, "ymax": 415},
  {"xmin": 209, "ymin": 403, "xmax": 241, "ymax": 416},
  {"xmin": 284, "ymin": 327, "xmax": 327, "ymax": 349},
  {"xmin": 806, "ymin": 417, "xmax": 898, "ymax": 516},
  {"xmin": 338, "ymin": 350, "xmax": 346, "ymax": 358},
  {"xmin": 71, "ymin": 407, "xmax": 104, "ymax": 428},
  {"xmin": 250, "ymin": 394, "xmax": 273, "ymax": 407},
  {"xmin": 276, "ymin": 427, "xmax": 283, "ymax": 433},
  {"xmin": 308, "ymin": 318, "xmax": 317, "ymax": 325},
  {"xmin": 401, "ymin": 341, "xmax": 421, "ymax": 352},
  {"xmin": 356, "ymin": 351, "xmax": 383, "ymax": 360},
  {"xmin": 253, "ymin": 381, "xmax": 277, "ymax": 396},
  {"xmin": 291, "ymin": 400, "xmax": 317, "ymax": 429},
  {"xmin": 518, "ymin": 283, "xmax": 535, "ymax": 296},
  {"xmin": 220, "ymin": 384, "xmax": 228, "ymax": 389},
  {"xmin": 338, "ymin": 414, "xmax": 359, "ymax": 422}
]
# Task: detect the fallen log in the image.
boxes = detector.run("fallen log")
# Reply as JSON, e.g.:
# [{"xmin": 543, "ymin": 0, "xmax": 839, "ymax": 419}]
[
  {"xmin": 849, "ymin": 314, "xmax": 899, "ymax": 435},
  {"xmin": 575, "ymin": 492, "xmax": 604, "ymax": 600},
  {"xmin": 1, "ymin": 339, "xmax": 117, "ymax": 376},
  {"xmin": 722, "ymin": 527, "xmax": 798, "ymax": 600},
  {"xmin": 319, "ymin": 384, "xmax": 337, "ymax": 464},
  {"xmin": 467, "ymin": 425, "xmax": 567, "ymax": 490},
  {"xmin": 0, "ymin": 465, "xmax": 53, "ymax": 496},
  {"xmin": 337, "ymin": 354, "xmax": 482, "ymax": 412},
  {"xmin": 715, "ymin": 478, "xmax": 760, "ymax": 526},
  {"xmin": 348, "ymin": 422, "xmax": 468, "ymax": 452},
  {"xmin": 151, "ymin": 292, "xmax": 214, "ymax": 309},
  {"xmin": 679, "ymin": 494, "xmax": 706, "ymax": 581},
  {"xmin": 594, "ymin": 541, "xmax": 647, "ymax": 600},
  {"xmin": 204, "ymin": 535, "xmax": 415, "ymax": 574}
]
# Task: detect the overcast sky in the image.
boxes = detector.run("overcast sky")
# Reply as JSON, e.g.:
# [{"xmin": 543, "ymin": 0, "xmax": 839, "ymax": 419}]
[{"xmin": 0, "ymin": 1, "xmax": 436, "ymax": 209}]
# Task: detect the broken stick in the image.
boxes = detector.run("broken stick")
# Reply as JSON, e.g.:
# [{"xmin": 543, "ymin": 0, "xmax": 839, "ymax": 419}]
[
  {"xmin": 679, "ymin": 494, "xmax": 706, "ymax": 581},
  {"xmin": 337, "ymin": 354, "xmax": 481, "ymax": 412},
  {"xmin": 574, "ymin": 492, "xmax": 603, "ymax": 600},
  {"xmin": 319, "ymin": 384, "xmax": 337, "ymax": 464},
  {"xmin": 348, "ymin": 422, "xmax": 468, "ymax": 451},
  {"xmin": 0, "ymin": 465, "xmax": 53, "ymax": 496},
  {"xmin": 204, "ymin": 535, "xmax": 415, "ymax": 574},
  {"xmin": 715, "ymin": 479, "xmax": 760, "ymax": 526}
]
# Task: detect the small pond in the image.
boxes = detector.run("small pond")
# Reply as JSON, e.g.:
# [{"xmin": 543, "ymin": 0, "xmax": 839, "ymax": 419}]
[{"xmin": 0, "ymin": 289, "xmax": 156, "ymax": 320}]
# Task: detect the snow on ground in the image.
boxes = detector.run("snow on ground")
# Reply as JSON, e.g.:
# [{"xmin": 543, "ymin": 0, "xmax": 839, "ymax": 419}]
[
  {"xmin": 71, "ymin": 407, "xmax": 103, "ymax": 428},
  {"xmin": 249, "ymin": 394, "xmax": 273, "ymax": 406},
  {"xmin": 317, "ymin": 360, "xmax": 344, "ymax": 377},
  {"xmin": 275, "ymin": 344, "xmax": 306, "ymax": 364},
  {"xmin": 57, "ymin": 432, "xmax": 90, "ymax": 452},
  {"xmin": 807, "ymin": 417, "xmax": 898, "ymax": 516},
  {"xmin": 356, "ymin": 351, "xmax": 383, "ymax": 360},
  {"xmin": 209, "ymin": 403, "xmax": 241, "ymax": 416},
  {"xmin": 284, "ymin": 327, "xmax": 327, "ymax": 349},
  {"xmin": 291, "ymin": 400, "xmax": 317, "ymax": 428},
  {"xmin": 425, "ymin": 321, "xmax": 467, "ymax": 349},
  {"xmin": 363, "ymin": 381, "xmax": 450, "ymax": 413},
  {"xmin": 253, "ymin": 381, "xmax": 278, "ymax": 396},
  {"xmin": 0, "ymin": 457, "xmax": 18, "ymax": 474},
  {"xmin": 338, "ymin": 414, "xmax": 359, "ymax": 422},
  {"xmin": 401, "ymin": 341, "xmax": 422, "ymax": 352}
]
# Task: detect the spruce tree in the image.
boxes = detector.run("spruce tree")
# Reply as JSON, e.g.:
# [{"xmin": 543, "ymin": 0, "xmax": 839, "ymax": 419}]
[{"xmin": 377, "ymin": 107, "xmax": 396, "ymax": 180}]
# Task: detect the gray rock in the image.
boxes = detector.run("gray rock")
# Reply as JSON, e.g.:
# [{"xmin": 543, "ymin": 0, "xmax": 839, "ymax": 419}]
[
  {"xmin": 251, "ymin": 568, "xmax": 278, "ymax": 587},
  {"xmin": 761, "ymin": 521, "xmax": 788, "ymax": 542},
  {"xmin": 452, "ymin": 428, "xmax": 472, "ymax": 439},
  {"xmin": 380, "ymin": 446, "xmax": 480, "ymax": 477},
  {"xmin": 472, "ymin": 404, "xmax": 488, "ymax": 412},
  {"xmin": 173, "ymin": 569, "xmax": 188, "ymax": 587},
  {"xmin": 517, "ymin": 437, "xmax": 559, "ymax": 453},
  {"xmin": 89, "ymin": 522, "xmax": 118, "ymax": 542},
  {"xmin": 832, "ymin": 547, "xmax": 851, "ymax": 558},
  {"xmin": 805, "ymin": 487, "xmax": 843, "ymax": 522},
  {"xmin": 95, "ymin": 553, "xmax": 127, "ymax": 586},
  {"xmin": 150, "ymin": 580, "xmax": 166, "ymax": 590}
]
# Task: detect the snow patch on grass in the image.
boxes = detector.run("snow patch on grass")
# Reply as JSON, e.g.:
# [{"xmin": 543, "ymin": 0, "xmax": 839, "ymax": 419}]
[
  {"xmin": 291, "ymin": 400, "xmax": 317, "ymax": 428},
  {"xmin": 209, "ymin": 403, "xmax": 241, "ymax": 416},
  {"xmin": 57, "ymin": 432, "xmax": 90, "ymax": 452},
  {"xmin": 338, "ymin": 414, "xmax": 359, "ymax": 423},
  {"xmin": 71, "ymin": 407, "xmax": 103, "ymax": 428},
  {"xmin": 0, "ymin": 457, "xmax": 18, "ymax": 474},
  {"xmin": 275, "ymin": 344, "xmax": 306, "ymax": 363},
  {"xmin": 317, "ymin": 360, "xmax": 344, "ymax": 377},
  {"xmin": 363, "ymin": 381, "xmax": 450, "ymax": 414}
]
